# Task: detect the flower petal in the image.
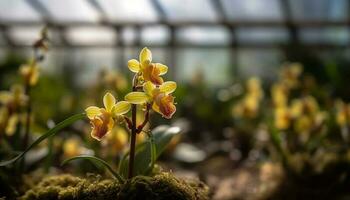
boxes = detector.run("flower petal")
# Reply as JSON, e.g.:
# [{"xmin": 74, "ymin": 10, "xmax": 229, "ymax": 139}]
[
  {"xmin": 156, "ymin": 63, "xmax": 168, "ymax": 75},
  {"xmin": 160, "ymin": 81, "xmax": 177, "ymax": 94},
  {"xmin": 143, "ymin": 81, "xmax": 155, "ymax": 97},
  {"xmin": 85, "ymin": 106, "xmax": 102, "ymax": 119},
  {"xmin": 158, "ymin": 95, "xmax": 176, "ymax": 119},
  {"xmin": 125, "ymin": 92, "xmax": 149, "ymax": 104},
  {"xmin": 112, "ymin": 101, "xmax": 131, "ymax": 115},
  {"xmin": 139, "ymin": 47, "xmax": 152, "ymax": 66},
  {"xmin": 103, "ymin": 92, "xmax": 116, "ymax": 112},
  {"xmin": 128, "ymin": 59, "xmax": 140, "ymax": 73}
]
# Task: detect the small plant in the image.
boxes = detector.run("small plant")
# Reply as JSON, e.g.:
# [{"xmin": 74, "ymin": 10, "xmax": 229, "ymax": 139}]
[{"xmin": 0, "ymin": 47, "xmax": 181, "ymax": 184}]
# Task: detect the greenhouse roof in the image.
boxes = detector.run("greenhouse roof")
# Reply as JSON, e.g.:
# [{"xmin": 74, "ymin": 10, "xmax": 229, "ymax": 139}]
[{"xmin": 0, "ymin": 0, "xmax": 349, "ymax": 48}]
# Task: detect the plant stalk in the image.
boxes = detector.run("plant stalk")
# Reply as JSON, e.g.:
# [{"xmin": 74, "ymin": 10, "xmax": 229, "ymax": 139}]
[
  {"xmin": 128, "ymin": 84, "xmax": 137, "ymax": 179},
  {"xmin": 20, "ymin": 84, "xmax": 31, "ymax": 172}
]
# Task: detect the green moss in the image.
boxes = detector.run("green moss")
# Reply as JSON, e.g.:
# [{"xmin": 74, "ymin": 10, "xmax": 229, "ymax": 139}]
[
  {"xmin": 20, "ymin": 173, "xmax": 209, "ymax": 200},
  {"xmin": 19, "ymin": 174, "xmax": 119, "ymax": 200},
  {"xmin": 118, "ymin": 173, "xmax": 209, "ymax": 200}
]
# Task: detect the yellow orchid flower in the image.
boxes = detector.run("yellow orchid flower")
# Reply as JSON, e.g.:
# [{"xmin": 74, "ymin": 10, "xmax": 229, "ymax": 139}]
[
  {"xmin": 335, "ymin": 100, "xmax": 350, "ymax": 127},
  {"xmin": 127, "ymin": 47, "xmax": 168, "ymax": 85},
  {"xmin": 246, "ymin": 77, "xmax": 264, "ymax": 100},
  {"xmin": 19, "ymin": 60, "xmax": 40, "ymax": 86},
  {"xmin": 125, "ymin": 81, "xmax": 177, "ymax": 119},
  {"xmin": 0, "ymin": 84, "xmax": 27, "ymax": 109},
  {"xmin": 274, "ymin": 106, "xmax": 291, "ymax": 130},
  {"xmin": 280, "ymin": 63, "xmax": 303, "ymax": 88},
  {"xmin": 271, "ymin": 83, "xmax": 288, "ymax": 107},
  {"xmin": 105, "ymin": 127, "xmax": 129, "ymax": 153},
  {"xmin": 63, "ymin": 138, "xmax": 86, "ymax": 159},
  {"xmin": 85, "ymin": 92, "xmax": 131, "ymax": 141}
]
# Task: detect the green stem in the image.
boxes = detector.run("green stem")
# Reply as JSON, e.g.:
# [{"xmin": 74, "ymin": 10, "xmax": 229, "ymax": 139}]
[
  {"xmin": 0, "ymin": 113, "xmax": 86, "ymax": 167},
  {"xmin": 20, "ymin": 84, "xmax": 31, "ymax": 172},
  {"xmin": 128, "ymin": 99, "xmax": 137, "ymax": 179}
]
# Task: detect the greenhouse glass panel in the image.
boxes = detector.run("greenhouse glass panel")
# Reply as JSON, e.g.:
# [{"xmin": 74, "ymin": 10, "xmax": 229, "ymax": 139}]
[
  {"xmin": 238, "ymin": 48, "xmax": 283, "ymax": 80},
  {"xmin": 0, "ymin": 0, "xmax": 42, "ymax": 22},
  {"xmin": 37, "ymin": 0, "xmax": 100, "ymax": 22},
  {"xmin": 96, "ymin": 0, "xmax": 158, "ymax": 23},
  {"xmin": 65, "ymin": 26, "xmax": 117, "ymax": 46},
  {"xmin": 176, "ymin": 26, "xmax": 231, "ymax": 45},
  {"xmin": 8, "ymin": 26, "xmax": 43, "ymax": 46},
  {"xmin": 290, "ymin": 0, "xmax": 349, "ymax": 21},
  {"xmin": 141, "ymin": 26, "xmax": 170, "ymax": 45},
  {"xmin": 9, "ymin": 26, "xmax": 61, "ymax": 46},
  {"xmin": 221, "ymin": 0, "xmax": 283, "ymax": 21},
  {"xmin": 67, "ymin": 48, "xmax": 119, "ymax": 86},
  {"xmin": 236, "ymin": 28, "xmax": 289, "ymax": 44},
  {"xmin": 121, "ymin": 27, "xmax": 137, "ymax": 45},
  {"xmin": 158, "ymin": 0, "xmax": 218, "ymax": 22},
  {"xmin": 300, "ymin": 27, "xmax": 350, "ymax": 45},
  {"xmin": 176, "ymin": 48, "xmax": 231, "ymax": 86}
]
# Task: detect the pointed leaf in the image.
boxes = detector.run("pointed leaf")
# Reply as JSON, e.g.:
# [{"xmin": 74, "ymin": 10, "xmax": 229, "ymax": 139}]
[
  {"xmin": 0, "ymin": 113, "xmax": 85, "ymax": 166},
  {"xmin": 62, "ymin": 155, "xmax": 124, "ymax": 184}
]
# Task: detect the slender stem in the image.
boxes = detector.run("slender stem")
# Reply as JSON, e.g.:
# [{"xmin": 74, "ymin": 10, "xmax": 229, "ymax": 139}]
[
  {"xmin": 128, "ymin": 85, "xmax": 137, "ymax": 179},
  {"xmin": 23, "ymin": 84, "xmax": 31, "ymax": 150},
  {"xmin": 20, "ymin": 83, "xmax": 31, "ymax": 172}
]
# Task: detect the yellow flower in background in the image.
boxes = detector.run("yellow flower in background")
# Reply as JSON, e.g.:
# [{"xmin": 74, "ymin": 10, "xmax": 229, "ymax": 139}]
[
  {"xmin": 290, "ymin": 96, "xmax": 319, "ymax": 119},
  {"xmin": 125, "ymin": 81, "xmax": 177, "ymax": 119},
  {"xmin": 274, "ymin": 106, "xmax": 291, "ymax": 130},
  {"xmin": 5, "ymin": 114, "xmax": 19, "ymax": 136},
  {"xmin": 105, "ymin": 127, "xmax": 129, "ymax": 153},
  {"xmin": 335, "ymin": 100, "xmax": 350, "ymax": 127},
  {"xmin": 243, "ymin": 94, "xmax": 260, "ymax": 118},
  {"xmin": 19, "ymin": 60, "xmax": 40, "ymax": 86},
  {"xmin": 85, "ymin": 93, "xmax": 131, "ymax": 141},
  {"xmin": 127, "ymin": 47, "xmax": 168, "ymax": 85},
  {"xmin": 294, "ymin": 115, "xmax": 312, "ymax": 134},
  {"xmin": 63, "ymin": 138, "xmax": 85, "ymax": 158},
  {"xmin": 290, "ymin": 99, "xmax": 303, "ymax": 118},
  {"xmin": 246, "ymin": 77, "xmax": 264, "ymax": 100},
  {"xmin": 271, "ymin": 83, "xmax": 288, "ymax": 107},
  {"xmin": 0, "ymin": 84, "xmax": 27, "ymax": 110},
  {"xmin": 102, "ymin": 69, "xmax": 128, "ymax": 91},
  {"xmin": 280, "ymin": 63, "xmax": 303, "ymax": 88},
  {"xmin": 232, "ymin": 78, "xmax": 264, "ymax": 119}
]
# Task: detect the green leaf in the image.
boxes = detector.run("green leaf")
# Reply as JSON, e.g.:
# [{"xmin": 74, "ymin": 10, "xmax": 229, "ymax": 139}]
[
  {"xmin": 62, "ymin": 155, "xmax": 125, "ymax": 184},
  {"xmin": 119, "ymin": 125, "xmax": 181, "ymax": 178},
  {"xmin": 0, "ymin": 113, "xmax": 85, "ymax": 167}
]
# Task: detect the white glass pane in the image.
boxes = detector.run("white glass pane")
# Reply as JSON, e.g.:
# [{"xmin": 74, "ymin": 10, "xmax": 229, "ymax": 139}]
[
  {"xmin": 68, "ymin": 48, "xmax": 118, "ymax": 87},
  {"xmin": 38, "ymin": 0, "xmax": 100, "ymax": 22},
  {"xmin": 237, "ymin": 28, "xmax": 289, "ymax": 44},
  {"xmin": 121, "ymin": 27, "xmax": 137, "ymax": 45},
  {"xmin": 65, "ymin": 27, "xmax": 117, "ymax": 46},
  {"xmin": 176, "ymin": 48, "xmax": 231, "ymax": 86},
  {"xmin": 158, "ymin": 0, "xmax": 218, "ymax": 22},
  {"xmin": 177, "ymin": 26, "xmax": 231, "ymax": 45},
  {"xmin": 238, "ymin": 49, "xmax": 283, "ymax": 80},
  {"xmin": 8, "ymin": 26, "xmax": 43, "ymax": 45},
  {"xmin": 221, "ymin": 0, "xmax": 283, "ymax": 21},
  {"xmin": 290, "ymin": 0, "xmax": 348, "ymax": 21},
  {"xmin": 300, "ymin": 27, "xmax": 349, "ymax": 44},
  {"xmin": 9, "ymin": 26, "xmax": 60, "ymax": 46},
  {"xmin": 141, "ymin": 26, "xmax": 169, "ymax": 45},
  {"xmin": 97, "ymin": 0, "xmax": 158, "ymax": 22},
  {"xmin": 0, "ymin": 0, "xmax": 42, "ymax": 22}
]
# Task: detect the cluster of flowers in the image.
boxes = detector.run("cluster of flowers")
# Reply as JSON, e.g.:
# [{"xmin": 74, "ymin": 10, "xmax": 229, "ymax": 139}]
[
  {"xmin": 0, "ymin": 28, "xmax": 48, "ymax": 137},
  {"xmin": 85, "ymin": 48, "xmax": 177, "ymax": 141},
  {"xmin": 271, "ymin": 64, "xmax": 326, "ymax": 134}
]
